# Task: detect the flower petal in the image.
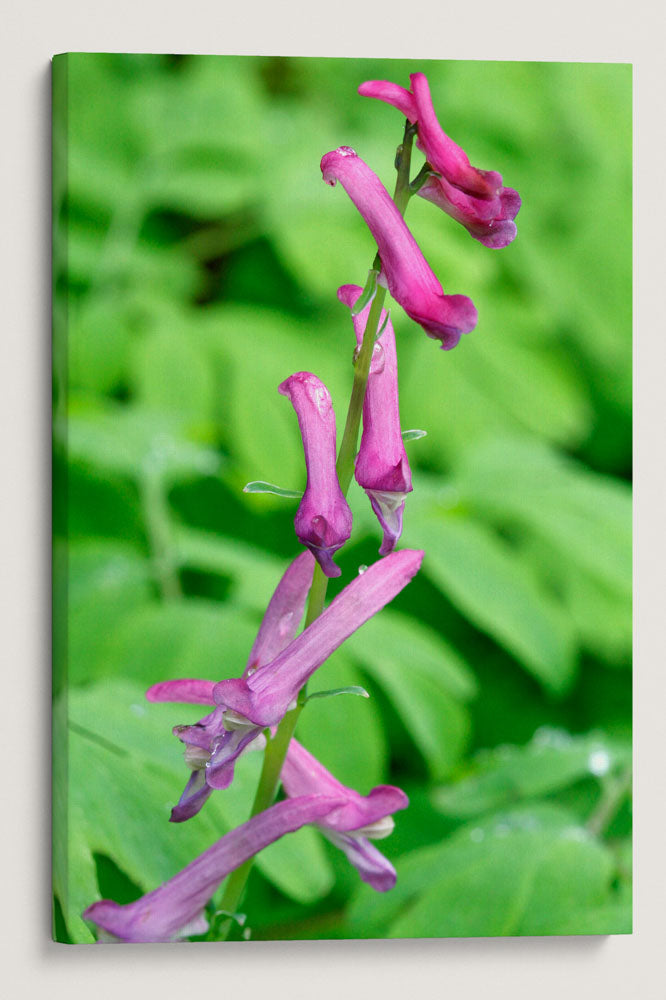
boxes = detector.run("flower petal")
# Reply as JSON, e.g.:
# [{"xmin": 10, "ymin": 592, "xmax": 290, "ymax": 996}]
[
  {"xmin": 83, "ymin": 795, "xmax": 347, "ymax": 943},
  {"xmin": 358, "ymin": 79, "xmax": 417, "ymax": 121},
  {"xmin": 170, "ymin": 769, "xmax": 214, "ymax": 823},
  {"xmin": 359, "ymin": 73, "xmax": 521, "ymax": 247},
  {"xmin": 146, "ymin": 679, "xmax": 216, "ymax": 705},
  {"xmin": 279, "ymin": 372, "xmax": 353, "ymax": 577},
  {"xmin": 321, "ymin": 148, "xmax": 477, "ymax": 349},
  {"xmin": 324, "ymin": 831, "xmax": 398, "ymax": 892},
  {"xmin": 244, "ymin": 550, "xmax": 315, "ymax": 674},
  {"xmin": 283, "ymin": 739, "xmax": 408, "ymax": 832},
  {"xmin": 410, "ymin": 72, "xmax": 501, "ymax": 199},
  {"xmin": 214, "ymin": 549, "xmax": 424, "ymax": 727},
  {"xmin": 338, "ymin": 284, "xmax": 412, "ymax": 554}
]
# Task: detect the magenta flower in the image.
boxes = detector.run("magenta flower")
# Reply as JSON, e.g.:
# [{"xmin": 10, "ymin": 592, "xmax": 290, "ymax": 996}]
[
  {"xmin": 282, "ymin": 739, "xmax": 408, "ymax": 891},
  {"xmin": 147, "ymin": 549, "xmax": 423, "ymax": 820},
  {"xmin": 358, "ymin": 73, "xmax": 521, "ymax": 249},
  {"xmin": 214, "ymin": 548, "xmax": 423, "ymax": 728},
  {"xmin": 321, "ymin": 147, "xmax": 477, "ymax": 349},
  {"xmin": 83, "ymin": 795, "xmax": 347, "ymax": 942},
  {"xmin": 338, "ymin": 284, "xmax": 412, "ymax": 554},
  {"xmin": 148, "ymin": 550, "xmax": 316, "ymax": 821},
  {"xmin": 278, "ymin": 372, "xmax": 353, "ymax": 577},
  {"xmin": 143, "ymin": 677, "xmax": 408, "ymax": 893}
]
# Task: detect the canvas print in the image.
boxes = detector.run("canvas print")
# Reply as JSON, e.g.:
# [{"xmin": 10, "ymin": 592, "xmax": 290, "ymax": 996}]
[{"xmin": 52, "ymin": 54, "xmax": 632, "ymax": 943}]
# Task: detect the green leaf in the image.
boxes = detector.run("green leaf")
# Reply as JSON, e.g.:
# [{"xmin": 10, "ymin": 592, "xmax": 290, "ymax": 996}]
[
  {"xmin": 243, "ymin": 481, "xmax": 303, "ymax": 499},
  {"xmin": 305, "ymin": 685, "xmax": 369, "ymax": 703},
  {"xmin": 347, "ymin": 609, "xmax": 477, "ymax": 702},
  {"xmin": 418, "ymin": 515, "xmax": 577, "ymax": 694},
  {"xmin": 68, "ymin": 293, "xmax": 134, "ymax": 396},
  {"xmin": 453, "ymin": 436, "xmax": 631, "ymax": 597},
  {"xmin": 297, "ymin": 653, "xmax": 387, "ymax": 792},
  {"xmin": 351, "ymin": 268, "xmax": 379, "ymax": 316},
  {"xmin": 172, "ymin": 528, "xmax": 287, "ymax": 611},
  {"xmin": 433, "ymin": 728, "xmax": 631, "ymax": 819},
  {"xmin": 66, "ymin": 540, "xmax": 153, "ymax": 686},
  {"xmin": 459, "ymin": 329, "xmax": 594, "ymax": 448},
  {"xmin": 344, "ymin": 610, "xmax": 477, "ymax": 778},
  {"xmin": 102, "ymin": 598, "xmax": 261, "ymax": 687},
  {"xmin": 130, "ymin": 325, "xmax": 216, "ymax": 426},
  {"xmin": 540, "ymin": 901, "xmax": 632, "ymax": 935},
  {"xmin": 520, "ymin": 532, "xmax": 631, "ymax": 665},
  {"xmin": 347, "ymin": 805, "xmax": 619, "ymax": 939},
  {"xmin": 375, "ymin": 310, "xmax": 391, "ymax": 340},
  {"xmin": 199, "ymin": 305, "xmax": 349, "ymax": 489},
  {"xmin": 64, "ymin": 403, "xmax": 219, "ymax": 482},
  {"xmin": 55, "ymin": 679, "xmax": 335, "ymax": 942}
]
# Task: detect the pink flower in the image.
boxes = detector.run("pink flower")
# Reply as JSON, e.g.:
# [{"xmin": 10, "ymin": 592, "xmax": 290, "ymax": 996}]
[
  {"xmin": 143, "ymin": 680, "xmax": 408, "ymax": 894},
  {"xmin": 338, "ymin": 284, "xmax": 412, "ymax": 554},
  {"xmin": 282, "ymin": 739, "xmax": 408, "ymax": 891},
  {"xmin": 148, "ymin": 551, "xmax": 316, "ymax": 822},
  {"xmin": 359, "ymin": 73, "xmax": 521, "ymax": 248},
  {"xmin": 83, "ymin": 795, "xmax": 347, "ymax": 942},
  {"xmin": 213, "ymin": 549, "xmax": 424, "ymax": 728},
  {"xmin": 147, "ymin": 549, "xmax": 423, "ymax": 820},
  {"xmin": 279, "ymin": 372, "xmax": 353, "ymax": 577},
  {"xmin": 321, "ymin": 147, "xmax": 477, "ymax": 350}
]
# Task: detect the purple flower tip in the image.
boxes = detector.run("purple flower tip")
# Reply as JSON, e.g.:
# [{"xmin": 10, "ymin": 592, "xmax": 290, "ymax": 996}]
[
  {"xmin": 213, "ymin": 548, "xmax": 424, "ymax": 728},
  {"xmin": 359, "ymin": 72, "xmax": 521, "ymax": 248},
  {"xmin": 279, "ymin": 372, "xmax": 352, "ymax": 577},
  {"xmin": 283, "ymin": 740, "xmax": 408, "ymax": 892},
  {"xmin": 83, "ymin": 795, "xmax": 347, "ymax": 942},
  {"xmin": 322, "ymin": 148, "xmax": 477, "ymax": 348},
  {"xmin": 338, "ymin": 283, "xmax": 413, "ymax": 553}
]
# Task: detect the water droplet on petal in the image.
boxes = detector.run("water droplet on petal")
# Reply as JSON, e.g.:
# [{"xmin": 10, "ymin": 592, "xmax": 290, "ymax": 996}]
[{"xmin": 370, "ymin": 342, "xmax": 385, "ymax": 375}]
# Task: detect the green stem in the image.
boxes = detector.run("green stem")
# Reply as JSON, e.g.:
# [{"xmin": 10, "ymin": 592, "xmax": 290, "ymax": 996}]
[
  {"xmin": 336, "ymin": 119, "xmax": 415, "ymax": 492},
  {"xmin": 335, "ymin": 285, "xmax": 389, "ymax": 495},
  {"xmin": 304, "ymin": 561, "xmax": 329, "ymax": 627},
  {"xmin": 586, "ymin": 763, "xmax": 632, "ymax": 838},
  {"xmin": 139, "ymin": 467, "xmax": 181, "ymax": 601},
  {"xmin": 217, "ymin": 703, "xmax": 302, "ymax": 931},
  {"xmin": 217, "ymin": 121, "xmax": 417, "ymax": 938}
]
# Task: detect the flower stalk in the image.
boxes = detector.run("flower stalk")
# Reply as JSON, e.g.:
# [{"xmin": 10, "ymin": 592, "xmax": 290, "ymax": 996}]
[
  {"xmin": 216, "ymin": 700, "xmax": 302, "ymax": 935},
  {"xmin": 215, "ymin": 123, "xmax": 418, "ymax": 936},
  {"xmin": 84, "ymin": 71, "xmax": 522, "ymax": 944}
]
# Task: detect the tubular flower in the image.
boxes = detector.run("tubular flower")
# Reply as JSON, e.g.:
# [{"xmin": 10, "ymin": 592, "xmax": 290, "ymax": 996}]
[
  {"xmin": 338, "ymin": 284, "xmax": 412, "ymax": 555},
  {"xmin": 83, "ymin": 795, "xmax": 347, "ymax": 943},
  {"xmin": 282, "ymin": 739, "xmax": 408, "ymax": 891},
  {"xmin": 278, "ymin": 371, "xmax": 353, "ymax": 577},
  {"xmin": 358, "ymin": 73, "xmax": 521, "ymax": 248},
  {"xmin": 147, "ymin": 551, "xmax": 316, "ymax": 821},
  {"xmin": 147, "ymin": 549, "xmax": 424, "ymax": 820},
  {"xmin": 321, "ymin": 147, "xmax": 477, "ymax": 350},
  {"xmin": 214, "ymin": 548, "xmax": 423, "ymax": 728},
  {"xmin": 142, "ymin": 679, "xmax": 408, "ymax": 893}
]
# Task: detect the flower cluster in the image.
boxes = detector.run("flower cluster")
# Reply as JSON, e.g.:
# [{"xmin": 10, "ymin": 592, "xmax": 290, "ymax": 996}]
[
  {"xmin": 85, "ymin": 549, "xmax": 421, "ymax": 942},
  {"xmin": 83, "ymin": 70, "xmax": 519, "ymax": 944},
  {"xmin": 358, "ymin": 73, "xmax": 521, "ymax": 249}
]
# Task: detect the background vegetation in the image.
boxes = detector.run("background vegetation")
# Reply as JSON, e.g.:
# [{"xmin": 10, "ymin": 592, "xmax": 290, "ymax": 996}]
[{"xmin": 52, "ymin": 53, "xmax": 632, "ymax": 942}]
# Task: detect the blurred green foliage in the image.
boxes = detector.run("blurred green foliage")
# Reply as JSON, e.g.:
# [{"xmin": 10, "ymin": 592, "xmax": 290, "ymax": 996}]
[{"xmin": 52, "ymin": 53, "xmax": 631, "ymax": 943}]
